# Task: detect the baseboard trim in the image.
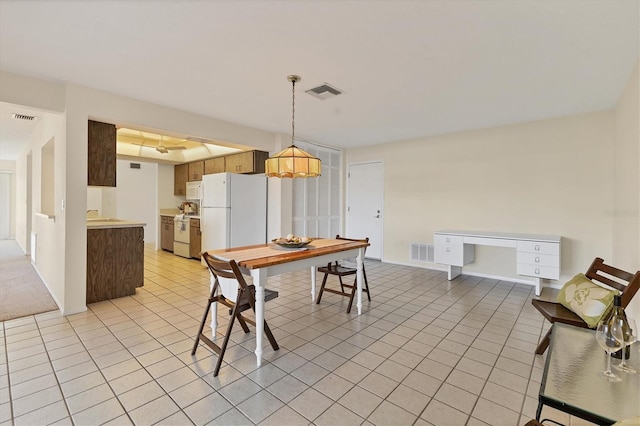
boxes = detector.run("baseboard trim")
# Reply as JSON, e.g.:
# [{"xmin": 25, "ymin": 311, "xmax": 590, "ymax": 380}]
[{"xmin": 381, "ymin": 259, "xmax": 541, "ymax": 286}]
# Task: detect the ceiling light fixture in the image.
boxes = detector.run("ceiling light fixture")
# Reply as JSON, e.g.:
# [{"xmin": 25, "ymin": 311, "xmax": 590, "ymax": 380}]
[{"xmin": 265, "ymin": 75, "xmax": 321, "ymax": 178}]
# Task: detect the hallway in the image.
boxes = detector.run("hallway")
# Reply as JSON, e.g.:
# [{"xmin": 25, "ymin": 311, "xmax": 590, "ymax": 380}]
[{"xmin": 0, "ymin": 239, "xmax": 57, "ymax": 322}]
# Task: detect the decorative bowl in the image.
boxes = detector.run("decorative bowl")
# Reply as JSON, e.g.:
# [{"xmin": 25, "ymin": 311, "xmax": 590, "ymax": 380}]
[{"xmin": 272, "ymin": 239, "xmax": 312, "ymax": 249}]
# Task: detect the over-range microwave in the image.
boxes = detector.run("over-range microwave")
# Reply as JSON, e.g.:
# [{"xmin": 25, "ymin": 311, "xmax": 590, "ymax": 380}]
[{"xmin": 186, "ymin": 181, "xmax": 202, "ymax": 200}]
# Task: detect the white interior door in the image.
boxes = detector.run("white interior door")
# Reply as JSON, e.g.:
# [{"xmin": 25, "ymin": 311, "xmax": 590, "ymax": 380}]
[
  {"xmin": 346, "ymin": 162, "xmax": 383, "ymax": 259},
  {"xmin": 0, "ymin": 173, "xmax": 10, "ymax": 240}
]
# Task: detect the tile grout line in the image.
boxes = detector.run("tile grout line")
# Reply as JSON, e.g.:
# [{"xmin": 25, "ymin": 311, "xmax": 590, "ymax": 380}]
[
  {"xmin": 1, "ymin": 322, "xmax": 16, "ymax": 424},
  {"xmin": 282, "ymin": 272, "xmax": 496, "ymax": 425},
  {"xmin": 81, "ymin": 299, "xmax": 202, "ymax": 425},
  {"xmin": 412, "ymin": 274, "xmax": 506, "ymax": 425}
]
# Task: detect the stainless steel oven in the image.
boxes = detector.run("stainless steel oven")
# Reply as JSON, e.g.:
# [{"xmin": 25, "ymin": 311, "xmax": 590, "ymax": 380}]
[{"xmin": 174, "ymin": 217, "xmax": 191, "ymax": 258}]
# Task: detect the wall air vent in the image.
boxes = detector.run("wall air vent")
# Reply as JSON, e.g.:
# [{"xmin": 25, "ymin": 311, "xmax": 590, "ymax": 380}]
[
  {"xmin": 410, "ymin": 243, "xmax": 434, "ymax": 263},
  {"xmin": 12, "ymin": 113, "xmax": 38, "ymax": 121},
  {"xmin": 305, "ymin": 83, "xmax": 343, "ymax": 100}
]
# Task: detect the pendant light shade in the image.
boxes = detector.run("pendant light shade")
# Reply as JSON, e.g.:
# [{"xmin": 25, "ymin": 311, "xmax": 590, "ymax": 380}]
[
  {"xmin": 265, "ymin": 145, "xmax": 321, "ymax": 178},
  {"xmin": 265, "ymin": 75, "xmax": 321, "ymax": 178}
]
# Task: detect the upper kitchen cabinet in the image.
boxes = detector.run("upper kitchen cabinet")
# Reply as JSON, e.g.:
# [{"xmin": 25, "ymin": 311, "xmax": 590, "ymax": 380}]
[
  {"xmin": 174, "ymin": 150, "xmax": 270, "ymax": 194},
  {"xmin": 88, "ymin": 120, "xmax": 116, "ymax": 187},
  {"xmin": 188, "ymin": 160, "xmax": 204, "ymax": 181},
  {"xmin": 174, "ymin": 163, "xmax": 188, "ymax": 196},
  {"xmin": 204, "ymin": 157, "xmax": 225, "ymax": 175},
  {"xmin": 225, "ymin": 150, "xmax": 269, "ymax": 174}
]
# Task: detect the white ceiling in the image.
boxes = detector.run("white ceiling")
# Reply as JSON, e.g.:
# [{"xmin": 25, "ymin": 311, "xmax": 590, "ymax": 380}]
[{"xmin": 0, "ymin": 0, "xmax": 638, "ymax": 160}]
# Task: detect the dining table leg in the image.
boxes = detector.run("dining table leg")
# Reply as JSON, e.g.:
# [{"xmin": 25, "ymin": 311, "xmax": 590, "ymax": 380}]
[
  {"xmin": 251, "ymin": 267, "xmax": 267, "ymax": 366},
  {"xmin": 356, "ymin": 247, "xmax": 365, "ymax": 315}
]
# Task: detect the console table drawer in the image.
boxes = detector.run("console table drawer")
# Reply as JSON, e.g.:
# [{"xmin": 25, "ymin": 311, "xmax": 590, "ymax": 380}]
[
  {"xmin": 434, "ymin": 243, "xmax": 464, "ymax": 266},
  {"xmin": 516, "ymin": 252, "xmax": 559, "ymax": 267},
  {"xmin": 517, "ymin": 240, "xmax": 559, "ymax": 255},
  {"xmin": 434, "ymin": 235, "xmax": 463, "ymax": 245},
  {"xmin": 434, "ymin": 234, "xmax": 475, "ymax": 267},
  {"xmin": 517, "ymin": 263, "xmax": 560, "ymax": 280}
]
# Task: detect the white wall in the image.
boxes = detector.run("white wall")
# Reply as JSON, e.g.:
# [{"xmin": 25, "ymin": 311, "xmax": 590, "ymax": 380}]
[
  {"xmin": 613, "ymin": 60, "xmax": 640, "ymax": 321},
  {"xmin": 116, "ymin": 159, "xmax": 156, "ymax": 243},
  {"xmin": 86, "ymin": 187, "xmax": 102, "ymax": 214},
  {"xmin": 157, "ymin": 163, "xmax": 184, "ymax": 212},
  {"xmin": 14, "ymin": 111, "xmax": 68, "ymax": 312},
  {"xmin": 0, "ymin": 160, "xmax": 16, "ymax": 239},
  {"xmin": 0, "ymin": 72, "xmax": 65, "ymax": 113},
  {"xmin": 346, "ymin": 111, "xmax": 615, "ymax": 289}
]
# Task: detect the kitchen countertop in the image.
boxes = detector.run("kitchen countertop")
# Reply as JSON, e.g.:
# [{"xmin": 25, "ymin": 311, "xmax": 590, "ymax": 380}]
[
  {"xmin": 87, "ymin": 219, "xmax": 146, "ymax": 229},
  {"xmin": 164, "ymin": 214, "xmax": 200, "ymax": 219}
]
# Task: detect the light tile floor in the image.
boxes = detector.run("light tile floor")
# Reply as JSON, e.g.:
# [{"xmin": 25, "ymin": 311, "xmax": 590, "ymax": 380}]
[{"xmin": 1, "ymin": 245, "xmax": 596, "ymax": 426}]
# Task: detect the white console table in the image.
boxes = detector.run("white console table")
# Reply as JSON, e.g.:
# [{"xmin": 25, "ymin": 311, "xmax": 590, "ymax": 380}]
[{"xmin": 434, "ymin": 230, "xmax": 561, "ymax": 296}]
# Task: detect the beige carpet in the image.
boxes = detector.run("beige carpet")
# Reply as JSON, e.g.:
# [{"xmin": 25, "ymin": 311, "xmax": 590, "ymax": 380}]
[{"xmin": 0, "ymin": 239, "xmax": 59, "ymax": 322}]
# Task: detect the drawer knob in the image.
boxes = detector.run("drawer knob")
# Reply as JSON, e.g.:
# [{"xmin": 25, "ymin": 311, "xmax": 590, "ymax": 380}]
[
  {"xmin": 535, "ymin": 268, "xmax": 540, "ymax": 274},
  {"xmin": 535, "ymin": 257, "xmax": 540, "ymax": 263},
  {"xmin": 535, "ymin": 245, "xmax": 540, "ymax": 251},
  {"xmin": 446, "ymin": 237, "xmax": 450, "ymax": 243},
  {"xmin": 446, "ymin": 247, "xmax": 450, "ymax": 253}
]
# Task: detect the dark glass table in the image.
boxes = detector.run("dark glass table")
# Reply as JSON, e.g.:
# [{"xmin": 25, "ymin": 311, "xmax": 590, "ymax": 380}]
[{"xmin": 537, "ymin": 323, "xmax": 640, "ymax": 425}]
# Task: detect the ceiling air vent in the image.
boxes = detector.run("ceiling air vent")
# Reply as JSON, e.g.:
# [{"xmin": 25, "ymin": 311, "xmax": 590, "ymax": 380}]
[
  {"xmin": 12, "ymin": 113, "xmax": 38, "ymax": 121},
  {"xmin": 305, "ymin": 83, "xmax": 343, "ymax": 100}
]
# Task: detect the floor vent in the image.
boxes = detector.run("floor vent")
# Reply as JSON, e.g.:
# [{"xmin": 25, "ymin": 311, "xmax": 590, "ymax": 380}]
[{"xmin": 410, "ymin": 243, "xmax": 434, "ymax": 262}]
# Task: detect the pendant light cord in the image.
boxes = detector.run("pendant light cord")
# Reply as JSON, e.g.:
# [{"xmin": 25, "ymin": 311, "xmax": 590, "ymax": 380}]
[{"xmin": 291, "ymin": 78, "xmax": 296, "ymax": 145}]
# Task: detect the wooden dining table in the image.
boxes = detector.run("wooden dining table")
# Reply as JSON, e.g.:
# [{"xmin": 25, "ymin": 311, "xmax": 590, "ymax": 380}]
[{"xmin": 207, "ymin": 238, "xmax": 369, "ymax": 366}]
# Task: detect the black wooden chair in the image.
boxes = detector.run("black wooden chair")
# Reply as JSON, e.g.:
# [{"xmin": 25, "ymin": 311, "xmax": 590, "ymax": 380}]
[
  {"xmin": 192, "ymin": 252, "xmax": 279, "ymax": 376},
  {"xmin": 316, "ymin": 235, "xmax": 370, "ymax": 313},
  {"xmin": 531, "ymin": 257, "xmax": 640, "ymax": 355}
]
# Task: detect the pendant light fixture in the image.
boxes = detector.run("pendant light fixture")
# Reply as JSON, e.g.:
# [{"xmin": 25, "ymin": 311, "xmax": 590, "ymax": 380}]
[{"xmin": 265, "ymin": 75, "xmax": 321, "ymax": 178}]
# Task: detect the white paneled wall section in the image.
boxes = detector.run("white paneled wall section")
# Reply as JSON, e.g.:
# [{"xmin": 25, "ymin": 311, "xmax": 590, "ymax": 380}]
[{"xmin": 292, "ymin": 141, "xmax": 341, "ymax": 239}]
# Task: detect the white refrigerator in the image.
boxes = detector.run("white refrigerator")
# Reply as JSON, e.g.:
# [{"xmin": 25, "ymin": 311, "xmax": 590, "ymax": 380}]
[{"xmin": 201, "ymin": 172, "xmax": 267, "ymax": 251}]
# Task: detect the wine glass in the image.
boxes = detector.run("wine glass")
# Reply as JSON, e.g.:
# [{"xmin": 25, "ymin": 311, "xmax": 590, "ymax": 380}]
[
  {"xmin": 595, "ymin": 319, "xmax": 624, "ymax": 382},
  {"xmin": 615, "ymin": 318, "xmax": 637, "ymax": 374}
]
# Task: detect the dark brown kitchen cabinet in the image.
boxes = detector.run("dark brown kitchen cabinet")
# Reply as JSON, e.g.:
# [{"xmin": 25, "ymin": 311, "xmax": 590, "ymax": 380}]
[
  {"xmin": 174, "ymin": 163, "xmax": 188, "ymax": 196},
  {"xmin": 188, "ymin": 161, "xmax": 204, "ymax": 181},
  {"xmin": 88, "ymin": 120, "xmax": 116, "ymax": 187},
  {"xmin": 175, "ymin": 150, "xmax": 269, "ymax": 190},
  {"xmin": 161, "ymin": 216, "xmax": 174, "ymax": 252},
  {"xmin": 190, "ymin": 218, "xmax": 201, "ymax": 259},
  {"xmin": 86, "ymin": 226, "xmax": 144, "ymax": 303},
  {"xmin": 225, "ymin": 150, "xmax": 269, "ymax": 174},
  {"xmin": 204, "ymin": 157, "xmax": 225, "ymax": 175}
]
